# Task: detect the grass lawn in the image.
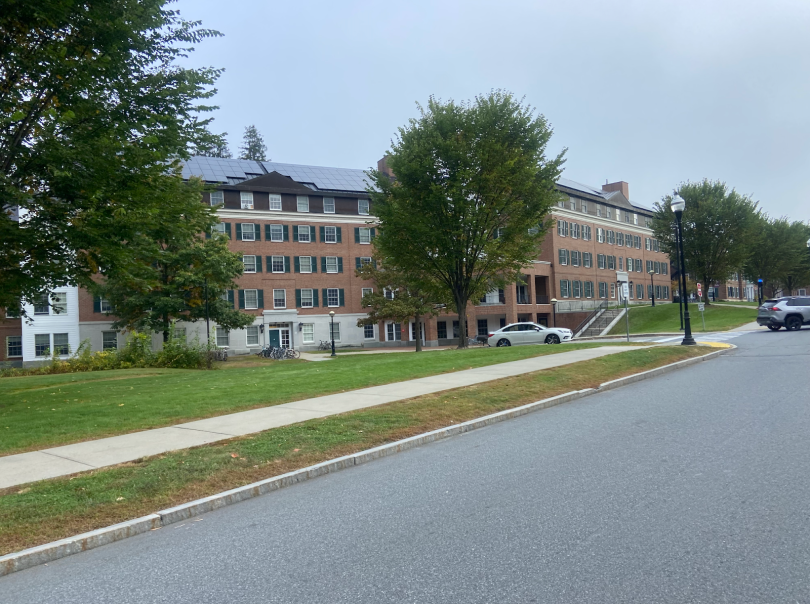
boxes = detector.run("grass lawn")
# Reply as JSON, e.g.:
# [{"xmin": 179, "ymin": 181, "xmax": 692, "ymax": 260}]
[
  {"xmin": 609, "ymin": 303, "xmax": 758, "ymax": 335},
  {"xmin": 0, "ymin": 345, "xmax": 711, "ymax": 555},
  {"xmin": 0, "ymin": 342, "xmax": 631, "ymax": 456}
]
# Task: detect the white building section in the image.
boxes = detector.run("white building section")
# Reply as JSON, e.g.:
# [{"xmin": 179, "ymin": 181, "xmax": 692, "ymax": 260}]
[{"xmin": 21, "ymin": 286, "xmax": 81, "ymax": 364}]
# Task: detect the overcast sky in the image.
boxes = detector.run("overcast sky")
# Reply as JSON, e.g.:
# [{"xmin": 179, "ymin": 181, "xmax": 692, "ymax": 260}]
[{"xmin": 176, "ymin": 0, "xmax": 810, "ymax": 221}]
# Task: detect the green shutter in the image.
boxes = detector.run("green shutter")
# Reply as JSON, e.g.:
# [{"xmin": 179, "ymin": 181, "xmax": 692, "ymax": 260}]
[
  {"xmin": 283, "ymin": 225, "xmax": 289, "ymax": 241},
  {"xmin": 311, "ymin": 256, "xmax": 317, "ymax": 273},
  {"xmin": 292, "ymin": 226, "xmax": 299, "ymax": 241},
  {"xmin": 266, "ymin": 256, "xmax": 272, "ymax": 272},
  {"xmin": 372, "ymin": 259, "xmax": 377, "ymax": 269},
  {"xmin": 265, "ymin": 224, "xmax": 271, "ymax": 240},
  {"xmin": 238, "ymin": 290, "xmax": 245, "ymax": 309},
  {"xmin": 294, "ymin": 256, "xmax": 300, "ymax": 273},
  {"xmin": 295, "ymin": 289, "xmax": 302, "ymax": 308},
  {"xmin": 235, "ymin": 223, "xmax": 242, "ymax": 240},
  {"xmin": 284, "ymin": 256, "xmax": 290, "ymax": 273},
  {"xmin": 257, "ymin": 289, "xmax": 264, "ymax": 308},
  {"xmin": 313, "ymin": 289, "xmax": 319, "ymax": 307},
  {"xmin": 255, "ymin": 224, "xmax": 261, "ymax": 241},
  {"xmin": 257, "ymin": 256, "xmax": 263, "ymax": 272},
  {"xmin": 320, "ymin": 226, "xmax": 325, "ymax": 242},
  {"xmin": 337, "ymin": 257, "xmax": 343, "ymax": 273},
  {"xmin": 354, "ymin": 227, "xmax": 360, "ymax": 243},
  {"xmin": 224, "ymin": 223, "xmax": 231, "ymax": 238},
  {"xmin": 355, "ymin": 257, "xmax": 361, "ymax": 269},
  {"xmin": 339, "ymin": 289, "xmax": 345, "ymax": 307},
  {"xmin": 310, "ymin": 226, "xmax": 316, "ymax": 241},
  {"xmin": 370, "ymin": 228, "xmax": 375, "ymax": 240},
  {"xmin": 227, "ymin": 290, "xmax": 235, "ymax": 308},
  {"xmin": 93, "ymin": 296, "xmax": 101, "ymax": 313},
  {"xmin": 321, "ymin": 257, "xmax": 327, "ymax": 272},
  {"xmin": 336, "ymin": 227, "xmax": 342, "ymax": 243},
  {"xmin": 322, "ymin": 289, "xmax": 328, "ymax": 307}
]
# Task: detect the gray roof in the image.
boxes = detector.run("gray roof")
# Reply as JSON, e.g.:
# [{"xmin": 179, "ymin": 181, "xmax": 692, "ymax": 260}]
[
  {"xmin": 182, "ymin": 156, "xmax": 372, "ymax": 193},
  {"xmin": 556, "ymin": 178, "xmax": 606, "ymax": 198}
]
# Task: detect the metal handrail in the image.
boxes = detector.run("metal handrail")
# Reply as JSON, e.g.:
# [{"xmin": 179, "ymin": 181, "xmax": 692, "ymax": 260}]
[{"xmin": 573, "ymin": 301, "xmax": 608, "ymax": 336}]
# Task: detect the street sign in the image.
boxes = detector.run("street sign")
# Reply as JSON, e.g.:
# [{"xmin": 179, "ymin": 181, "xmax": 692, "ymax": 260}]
[
  {"xmin": 621, "ymin": 283, "xmax": 629, "ymax": 299},
  {"xmin": 697, "ymin": 303, "xmax": 705, "ymax": 312},
  {"xmin": 696, "ymin": 283, "xmax": 703, "ymax": 298}
]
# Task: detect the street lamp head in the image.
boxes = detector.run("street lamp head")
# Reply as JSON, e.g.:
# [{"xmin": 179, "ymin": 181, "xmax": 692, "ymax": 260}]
[
  {"xmin": 671, "ymin": 194, "xmax": 686, "ymax": 214},
  {"xmin": 550, "ymin": 298, "xmax": 557, "ymax": 304},
  {"xmin": 649, "ymin": 269, "xmax": 655, "ymax": 275},
  {"xmin": 328, "ymin": 310, "xmax": 335, "ymax": 317}
]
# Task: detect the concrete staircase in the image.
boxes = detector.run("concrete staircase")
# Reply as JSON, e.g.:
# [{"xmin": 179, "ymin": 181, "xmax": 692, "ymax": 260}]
[{"xmin": 577, "ymin": 308, "xmax": 625, "ymax": 338}]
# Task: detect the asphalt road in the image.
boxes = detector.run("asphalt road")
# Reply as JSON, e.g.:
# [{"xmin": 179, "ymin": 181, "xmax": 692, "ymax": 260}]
[{"xmin": 3, "ymin": 328, "xmax": 810, "ymax": 603}]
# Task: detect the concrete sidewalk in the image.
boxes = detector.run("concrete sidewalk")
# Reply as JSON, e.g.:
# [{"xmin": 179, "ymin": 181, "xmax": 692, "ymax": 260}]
[{"xmin": 0, "ymin": 345, "xmax": 648, "ymax": 490}]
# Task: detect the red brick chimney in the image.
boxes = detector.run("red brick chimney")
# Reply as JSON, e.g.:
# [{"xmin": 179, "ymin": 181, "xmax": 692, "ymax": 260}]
[
  {"xmin": 377, "ymin": 156, "xmax": 395, "ymax": 179},
  {"xmin": 602, "ymin": 181, "xmax": 629, "ymax": 199}
]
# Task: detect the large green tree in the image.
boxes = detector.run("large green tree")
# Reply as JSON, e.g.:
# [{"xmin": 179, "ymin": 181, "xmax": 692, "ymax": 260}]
[
  {"xmin": 238, "ymin": 125, "xmax": 267, "ymax": 161},
  {"xmin": 653, "ymin": 180, "xmax": 758, "ymax": 304},
  {"xmin": 0, "ymin": 0, "xmax": 223, "ymax": 312},
  {"xmin": 745, "ymin": 216, "xmax": 810, "ymax": 297},
  {"xmin": 367, "ymin": 92, "xmax": 564, "ymax": 347},
  {"xmin": 95, "ymin": 178, "xmax": 253, "ymax": 342}
]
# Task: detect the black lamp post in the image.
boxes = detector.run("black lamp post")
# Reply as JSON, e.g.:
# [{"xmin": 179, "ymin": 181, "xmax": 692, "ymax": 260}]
[
  {"xmin": 550, "ymin": 298, "xmax": 557, "ymax": 327},
  {"xmin": 648, "ymin": 269, "xmax": 656, "ymax": 307},
  {"xmin": 757, "ymin": 279, "xmax": 763, "ymax": 307},
  {"xmin": 672, "ymin": 194, "xmax": 696, "ymax": 346},
  {"xmin": 329, "ymin": 310, "xmax": 336, "ymax": 357}
]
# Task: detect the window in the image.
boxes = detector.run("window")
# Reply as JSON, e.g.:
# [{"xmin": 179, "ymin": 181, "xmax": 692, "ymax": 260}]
[
  {"xmin": 386, "ymin": 322, "xmax": 401, "ymax": 341},
  {"xmin": 269, "ymin": 194, "xmax": 282, "ymax": 211},
  {"xmin": 102, "ymin": 331, "xmax": 117, "ymax": 351},
  {"xmin": 358, "ymin": 199, "xmax": 370, "ymax": 215},
  {"xmin": 34, "ymin": 294, "xmax": 49, "ymax": 315},
  {"xmin": 241, "ymin": 223, "xmax": 256, "ymax": 241},
  {"xmin": 5, "ymin": 304, "xmax": 20, "ymax": 319},
  {"xmin": 35, "ymin": 334, "xmax": 50, "ymax": 356},
  {"xmin": 558, "ymin": 199, "xmax": 566, "ymax": 209},
  {"xmin": 240, "ymin": 191, "xmax": 254, "ymax": 209},
  {"xmin": 584, "ymin": 281, "xmax": 594, "ymax": 298},
  {"xmin": 361, "ymin": 287, "xmax": 373, "ymax": 305},
  {"xmin": 571, "ymin": 250, "xmax": 581, "ymax": 267},
  {"xmin": 210, "ymin": 191, "xmax": 224, "ymax": 206},
  {"xmin": 324, "ymin": 226, "xmax": 337, "ymax": 243},
  {"xmin": 245, "ymin": 326, "xmax": 260, "ymax": 346},
  {"xmin": 799, "ymin": 289, "xmax": 807, "ymax": 296},
  {"xmin": 329, "ymin": 322, "xmax": 341, "ymax": 341},
  {"xmin": 606, "ymin": 207, "xmax": 612, "ymax": 220},
  {"xmin": 583, "ymin": 225, "xmax": 592, "ymax": 241},
  {"xmin": 325, "ymin": 256, "xmax": 339, "ymax": 273},
  {"xmin": 558, "ymin": 249, "xmax": 568, "ymax": 265},
  {"xmin": 648, "ymin": 284, "xmax": 654, "ymax": 299},
  {"xmin": 654, "ymin": 261, "xmax": 660, "ymax": 274},
  {"xmin": 626, "ymin": 258, "xmax": 633, "ymax": 272},
  {"xmin": 626, "ymin": 232, "xmax": 633, "ymax": 247},
  {"xmin": 271, "ymin": 255, "xmax": 285, "ymax": 273},
  {"xmin": 359, "ymin": 257, "xmax": 373, "ymax": 266},
  {"xmin": 637, "ymin": 284, "xmax": 644, "ymax": 299},
  {"xmin": 212, "ymin": 222, "xmax": 226, "ymax": 237},
  {"xmin": 273, "ymin": 289, "xmax": 286, "ymax": 309},
  {"xmin": 327, "ymin": 288, "xmax": 340, "ymax": 307},
  {"xmin": 364, "ymin": 324, "xmax": 375, "ymax": 339},
  {"xmin": 645, "ymin": 237, "xmax": 651, "ymax": 251},
  {"xmin": 437, "ymin": 321, "xmax": 447, "ymax": 339},
  {"xmin": 557, "ymin": 220, "xmax": 569, "ymax": 237},
  {"xmin": 645, "ymin": 218, "xmax": 653, "ymax": 228},
  {"xmin": 51, "ymin": 292, "xmax": 67, "ymax": 315},
  {"xmin": 384, "ymin": 288, "xmax": 395, "ymax": 300},
  {"xmin": 633, "ymin": 214, "xmax": 638, "ymax": 225},
  {"xmin": 298, "ymin": 256, "xmax": 313, "ymax": 273},
  {"xmin": 323, "ymin": 197, "xmax": 335, "ymax": 213},
  {"xmin": 297, "ymin": 195, "xmax": 309, "ymax": 212},
  {"xmin": 569, "ymin": 197, "xmax": 577, "ymax": 211},
  {"xmin": 243, "ymin": 255, "xmax": 257, "ymax": 273},
  {"xmin": 302, "ymin": 324, "xmax": 314, "ymax": 343},
  {"xmin": 244, "ymin": 289, "xmax": 259, "ymax": 309},
  {"xmin": 300, "ymin": 288, "xmax": 314, "ymax": 308},
  {"xmin": 359, "ymin": 227, "xmax": 372, "ymax": 244},
  {"xmin": 618, "ymin": 257, "xmax": 623, "ymax": 271},
  {"xmin": 560, "ymin": 279, "xmax": 570, "ymax": 298},
  {"xmin": 598, "ymin": 254, "xmax": 606, "ymax": 269},
  {"xmin": 583, "ymin": 252, "xmax": 592, "ymax": 268},
  {"xmin": 625, "ymin": 211, "xmax": 631, "ymax": 223},
  {"xmin": 610, "ymin": 283, "xmax": 616, "ymax": 299},
  {"xmin": 53, "ymin": 333, "xmax": 69, "ymax": 355},
  {"xmin": 477, "ymin": 319, "xmax": 489, "ymax": 336},
  {"xmin": 582, "ymin": 202, "xmax": 587, "ymax": 213},
  {"xmin": 607, "ymin": 230, "xmax": 615, "ymax": 245},
  {"xmin": 599, "ymin": 282, "xmax": 608, "ymax": 299},
  {"xmin": 269, "ymin": 224, "xmax": 284, "ymax": 242},
  {"xmin": 571, "ymin": 223, "xmax": 580, "ymax": 239},
  {"xmin": 597, "ymin": 228, "xmax": 604, "ymax": 243},
  {"xmin": 297, "ymin": 225, "xmax": 311, "ymax": 243},
  {"xmin": 572, "ymin": 280, "xmax": 582, "ymax": 298},
  {"xmin": 646, "ymin": 260, "xmax": 653, "ymax": 273},
  {"xmin": 634, "ymin": 236, "xmax": 641, "ymax": 249},
  {"xmin": 6, "ymin": 336, "xmax": 22, "ymax": 357},
  {"xmin": 216, "ymin": 327, "xmax": 229, "ymax": 347},
  {"xmin": 653, "ymin": 239, "xmax": 660, "ymax": 252},
  {"xmin": 597, "ymin": 205, "xmax": 603, "ymax": 217},
  {"xmin": 608, "ymin": 255, "xmax": 616, "ymax": 270},
  {"xmin": 617, "ymin": 232, "xmax": 624, "ymax": 247}
]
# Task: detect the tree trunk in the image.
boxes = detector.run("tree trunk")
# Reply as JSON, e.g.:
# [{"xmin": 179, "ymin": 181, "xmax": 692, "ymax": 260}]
[
  {"xmin": 414, "ymin": 313, "xmax": 422, "ymax": 352},
  {"xmin": 702, "ymin": 279, "xmax": 711, "ymax": 305},
  {"xmin": 455, "ymin": 293, "xmax": 467, "ymax": 349},
  {"xmin": 162, "ymin": 313, "xmax": 170, "ymax": 343}
]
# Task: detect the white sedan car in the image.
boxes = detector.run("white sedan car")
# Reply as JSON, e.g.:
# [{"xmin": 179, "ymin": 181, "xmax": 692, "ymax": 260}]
[{"xmin": 487, "ymin": 322, "xmax": 573, "ymax": 346}]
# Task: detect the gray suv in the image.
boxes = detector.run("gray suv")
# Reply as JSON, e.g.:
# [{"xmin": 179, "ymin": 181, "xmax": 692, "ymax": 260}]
[{"xmin": 757, "ymin": 297, "xmax": 810, "ymax": 331}]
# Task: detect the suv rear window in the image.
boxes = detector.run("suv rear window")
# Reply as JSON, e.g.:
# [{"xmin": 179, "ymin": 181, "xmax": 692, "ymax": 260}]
[{"xmin": 787, "ymin": 298, "xmax": 810, "ymax": 306}]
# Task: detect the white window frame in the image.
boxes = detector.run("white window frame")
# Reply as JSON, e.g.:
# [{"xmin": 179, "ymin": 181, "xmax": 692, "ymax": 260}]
[
  {"xmin": 329, "ymin": 322, "xmax": 341, "ymax": 342},
  {"xmin": 360, "ymin": 256, "xmax": 372, "ymax": 266},
  {"xmin": 241, "ymin": 223, "xmax": 256, "ymax": 241},
  {"xmin": 53, "ymin": 333, "xmax": 69, "ymax": 356},
  {"xmin": 212, "ymin": 222, "xmax": 226, "ymax": 236},
  {"xmin": 297, "ymin": 225, "xmax": 311, "ymax": 243},
  {"xmin": 323, "ymin": 197, "xmax": 335, "ymax": 213},
  {"xmin": 597, "ymin": 228, "xmax": 604, "ymax": 243},
  {"xmin": 269, "ymin": 224, "xmax": 283, "ymax": 242},
  {"xmin": 297, "ymin": 195, "xmax": 309, "ymax": 212},
  {"xmin": 50, "ymin": 292, "xmax": 68, "ymax": 315},
  {"xmin": 325, "ymin": 256, "xmax": 339, "ymax": 274},
  {"xmin": 273, "ymin": 289, "xmax": 286, "ymax": 309},
  {"xmin": 243, "ymin": 255, "xmax": 257, "ymax": 273},
  {"xmin": 34, "ymin": 333, "xmax": 50, "ymax": 356},
  {"xmin": 210, "ymin": 191, "xmax": 224, "ymax": 206},
  {"xmin": 302, "ymin": 323, "xmax": 314, "ymax": 343},
  {"xmin": 633, "ymin": 213, "xmax": 638, "ymax": 225},
  {"xmin": 327, "ymin": 288, "xmax": 340, "ymax": 307},
  {"xmin": 271, "ymin": 255, "xmax": 285, "ymax": 273},
  {"xmin": 269, "ymin": 194, "xmax": 282, "ymax": 211},
  {"xmin": 300, "ymin": 288, "xmax": 314, "ymax": 308},
  {"xmin": 246, "ymin": 326, "xmax": 260, "ymax": 347},
  {"xmin": 240, "ymin": 191, "xmax": 254, "ymax": 210},
  {"xmin": 359, "ymin": 227, "xmax": 372, "ymax": 244},
  {"xmin": 358, "ymin": 199, "xmax": 370, "ymax": 215},
  {"xmin": 299, "ymin": 255, "xmax": 313, "ymax": 274},
  {"xmin": 582, "ymin": 202, "xmax": 587, "ymax": 213},
  {"xmin": 324, "ymin": 226, "xmax": 337, "ymax": 243},
  {"xmin": 244, "ymin": 289, "xmax": 258, "ymax": 309},
  {"xmin": 363, "ymin": 323, "xmax": 375, "ymax": 340},
  {"xmin": 216, "ymin": 327, "xmax": 229, "ymax": 348},
  {"xmin": 6, "ymin": 335, "xmax": 22, "ymax": 358}
]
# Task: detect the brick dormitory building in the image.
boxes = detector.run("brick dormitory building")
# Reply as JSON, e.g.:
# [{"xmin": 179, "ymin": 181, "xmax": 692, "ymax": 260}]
[{"xmin": 1, "ymin": 157, "xmax": 673, "ymax": 366}]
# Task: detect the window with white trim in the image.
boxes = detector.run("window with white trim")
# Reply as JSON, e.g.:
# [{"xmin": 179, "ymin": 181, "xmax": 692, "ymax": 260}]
[
  {"xmin": 645, "ymin": 237, "xmax": 651, "ymax": 251},
  {"xmin": 572, "ymin": 280, "xmax": 582, "ymax": 298},
  {"xmin": 584, "ymin": 281, "xmax": 594, "ymax": 298},
  {"xmin": 241, "ymin": 223, "xmax": 256, "ymax": 241},
  {"xmin": 571, "ymin": 250, "xmax": 581, "ymax": 267},
  {"xmin": 323, "ymin": 197, "xmax": 335, "ymax": 213},
  {"xmin": 583, "ymin": 252, "xmax": 592, "ymax": 268},
  {"xmin": 610, "ymin": 283, "xmax": 616, "ymax": 298},
  {"xmin": 244, "ymin": 289, "xmax": 258, "ymax": 309},
  {"xmin": 597, "ymin": 205, "xmax": 603, "ymax": 217},
  {"xmin": 240, "ymin": 191, "xmax": 254, "ymax": 209},
  {"xmin": 269, "ymin": 194, "xmax": 282, "ymax": 211},
  {"xmin": 599, "ymin": 282, "xmax": 607, "ymax": 298},
  {"xmin": 297, "ymin": 225, "xmax": 311, "ymax": 243},
  {"xmin": 560, "ymin": 279, "xmax": 570, "ymax": 298},
  {"xmin": 598, "ymin": 254, "xmax": 606, "ymax": 269},
  {"xmin": 33, "ymin": 294, "xmax": 49, "ymax": 315},
  {"xmin": 34, "ymin": 333, "xmax": 50, "ymax": 356},
  {"xmin": 358, "ymin": 199, "xmax": 370, "ymax": 215},
  {"xmin": 269, "ymin": 224, "xmax": 283, "ymax": 242},
  {"xmin": 327, "ymin": 288, "xmax": 339, "ymax": 307},
  {"xmin": 273, "ymin": 289, "xmax": 286, "ymax": 309},
  {"xmin": 325, "ymin": 256, "xmax": 338, "ymax": 273},
  {"xmin": 324, "ymin": 226, "xmax": 337, "ymax": 243},
  {"xmin": 329, "ymin": 322, "xmax": 341, "ymax": 341},
  {"xmin": 212, "ymin": 222, "xmax": 226, "ymax": 236},
  {"xmin": 243, "ymin": 255, "xmax": 257, "ymax": 273},
  {"xmin": 606, "ymin": 207, "xmax": 612, "ymax": 220},
  {"xmin": 359, "ymin": 227, "xmax": 371, "ymax": 244},
  {"xmin": 386, "ymin": 322, "xmax": 401, "ymax": 341},
  {"xmin": 582, "ymin": 201, "xmax": 587, "ymax": 213},
  {"xmin": 364, "ymin": 323, "xmax": 375, "ymax": 339},
  {"xmin": 597, "ymin": 228, "xmax": 604, "ymax": 243},
  {"xmin": 246, "ymin": 326, "xmax": 260, "ymax": 346},
  {"xmin": 302, "ymin": 324, "xmax": 314, "ymax": 343},
  {"xmin": 210, "ymin": 191, "xmax": 224, "ymax": 206},
  {"xmin": 271, "ymin": 255, "xmax": 285, "ymax": 273},
  {"xmin": 299, "ymin": 256, "xmax": 313, "ymax": 273},
  {"xmin": 216, "ymin": 327, "xmax": 229, "ymax": 347},
  {"xmin": 571, "ymin": 223, "xmax": 580, "ymax": 239},
  {"xmin": 50, "ymin": 292, "xmax": 67, "ymax": 315},
  {"xmin": 607, "ymin": 230, "xmax": 615, "ymax": 245},
  {"xmin": 633, "ymin": 214, "xmax": 638, "ymax": 225},
  {"xmin": 361, "ymin": 287, "xmax": 373, "ymax": 306},
  {"xmin": 617, "ymin": 232, "xmax": 624, "ymax": 247},
  {"xmin": 634, "ymin": 236, "xmax": 641, "ymax": 249},
  {"xmin": 6, "ymin": 335, "xmax": 22, "ymax": 357},
  {"xmin": 360, "ymin": 257, "xmax": 372, "ymax": 266},
  {"xmin": 297, "ymin": 195, "xmax": 309, "ymax": 212},
  {"xmin": 558, "ymin": 249, "xmax": 568, "ymax": 265},
  {"xmin": 583, "ymin": 225, "xmax": 591, "ymax": 241},
  {"xmin": 384, "ymin": 288, "xmax": 395, "ymax": 300},
  {"xmin": 569, "ymin": 197, "xmax": 577, "ymax": 211},
  {"xmin": 300, "ymin": 288, "xmax": 314, "ymax": 308},
  {"xmin": 608, "ymin": 255, "xmax": 616, "ymax": 270},
  {"xmin": 53, "ymin": 333, "xmax": 69, "ymax": 355}
]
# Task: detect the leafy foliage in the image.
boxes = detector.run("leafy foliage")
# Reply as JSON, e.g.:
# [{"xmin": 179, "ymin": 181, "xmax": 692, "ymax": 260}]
[
  {"xmin": 367, "ymin": 91, "xmax": 564, "ymax": 346},
  {"xmin": 238, "ymin": 124, "xmax": 268, "ymax": 161},
  {"xmin": 192, "ymin": 131, "xmax": 232, "ymax": 158},
  {"xmin": 744, "ymin": 216, "xmax": 810, "ymax": 297},
  {"xmin": 653, "ymin": 180, "xmax": 758, "ymax": 304},
  {"xmin": 0, "ymin": 0, "xmax": 224, "ymax": 312}
]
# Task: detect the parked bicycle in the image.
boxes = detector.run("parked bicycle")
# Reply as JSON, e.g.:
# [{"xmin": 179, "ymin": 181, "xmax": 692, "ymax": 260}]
[
  {"xmin": 256, "ymin": 345, "xmax": 300, "ymax": 360},
  {"xmin": 317, "ymin": 340, "xmax": 332, "ymax": 351}
]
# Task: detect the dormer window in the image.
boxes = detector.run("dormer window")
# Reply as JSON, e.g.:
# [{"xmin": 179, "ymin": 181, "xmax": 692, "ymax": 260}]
[
  {"xmin": 323, "ymin": 197, "xmax": 335, "ymax": 213},
  {"xmin": 297, "ymin": 195, "xmax": 309, "ymax": 212},
  {"xmin": 240, "ymin": 191, "xmax": 254, "ymax": 210},
  {"xmin": 209, "ymin": 191, "xmax": 224, "ymax": 206},
  {"xmin": 269, "ymin": 194, "xmax": 282, "ymax": 211},
  {"xmin": 358, "ymin": 199, "xmax": 370, "ymax": 215}
]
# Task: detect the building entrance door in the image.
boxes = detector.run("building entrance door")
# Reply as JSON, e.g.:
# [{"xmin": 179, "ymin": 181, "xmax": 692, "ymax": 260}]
[{"xmin": 268, "ymin": 330, "xmax": 280, "ymax": 348}]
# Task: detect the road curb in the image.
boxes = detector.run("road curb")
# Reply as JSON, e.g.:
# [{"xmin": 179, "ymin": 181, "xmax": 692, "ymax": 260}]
[{"xmin": 0, "ymin": 345, "xmax": 734, "ymax": 577}]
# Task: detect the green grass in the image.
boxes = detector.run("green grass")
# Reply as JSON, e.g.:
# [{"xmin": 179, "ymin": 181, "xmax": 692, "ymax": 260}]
[
  {"xmin": 0, "ymin": 342, "xmax": 628, "ymax": 455},
  {"xmin": 0, "ymin": 345, "xmax": 710, "ymax": 555},
  {"xmin": 710, "ymin": 300, "xmax": 759, "ymax": 306},
  {"xmin": 609, "ymin": 302, "xmax": 758, "ymax": 335}
]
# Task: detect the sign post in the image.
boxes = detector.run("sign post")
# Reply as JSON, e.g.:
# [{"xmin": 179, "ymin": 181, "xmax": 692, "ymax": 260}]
[
  {"xmin": 696, "ymin": 282, "xmax": 703, "ymax": 302},
  {"xmin": 697, "ymin": 302, "xmax": 706, "ymax": 331},
  {"xmin": 621, "ymin": 282, "xmax": 630, "ymax": 342}
]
